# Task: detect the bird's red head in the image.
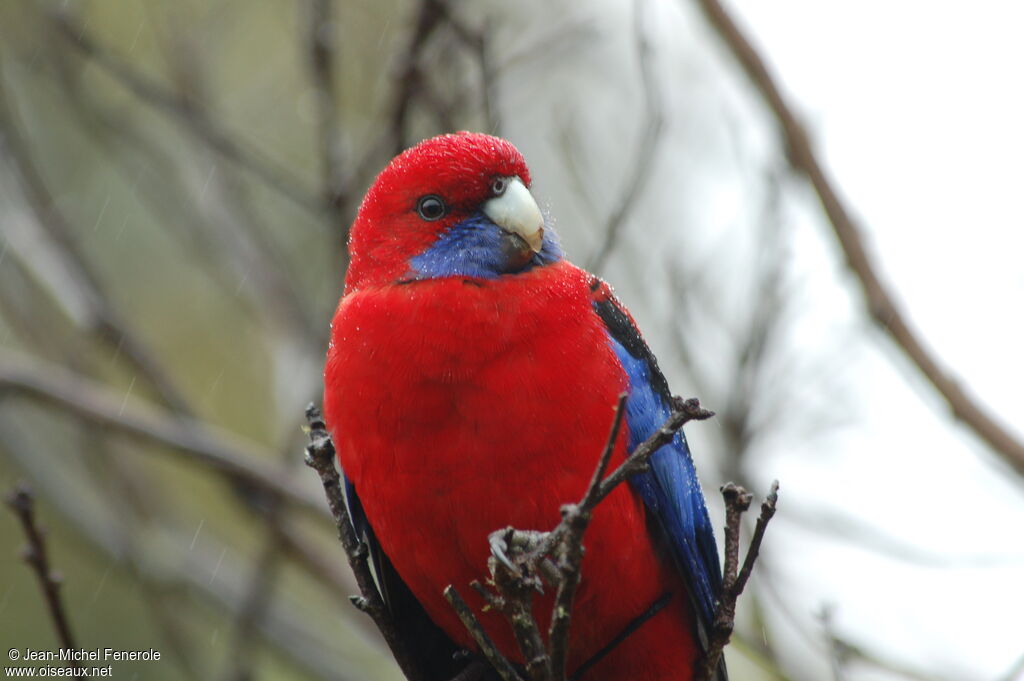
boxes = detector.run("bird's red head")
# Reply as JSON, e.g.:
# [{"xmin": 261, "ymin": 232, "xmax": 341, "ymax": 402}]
[{"xmin": 344, "ymin": 132, "xmax": 546, "ymax": 292}]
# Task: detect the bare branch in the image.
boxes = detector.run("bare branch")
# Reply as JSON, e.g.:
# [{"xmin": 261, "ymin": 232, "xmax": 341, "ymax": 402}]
[
  {"xmin": 433, "ymin": 2, "xmax": 500, "ymax": 135},
  {"xmin": 306, "ymin": 0, "xmax": 350, "ymax": 221},
  {"xmin": 48, "ymin": 10, "xmax": 322, "ymax": 215},
  {"xmin": 456, "ymin": 397, "xmax": 715, "ymax": 681},
  {"xmin": 482, "ymin": 567, "xmax": 550, "ymax": 681},
  {"xmin": 735, "ymin": 481, "xmax": 778, "ymax": 587},
  {"xmin": 222, "ymin": 534, "xmax": 285, "ymax": 681},
  {"xmin": 579, "ymin": 393, "xmax": 630, "ymax": 509},
  {"xmin": 221, "ymin": 422, "xmax": 299, "ymax": 681},
  {"xmin": 0, "ymin": 419, "xmax": 370, "ymax": 681},
  {"xmin": 0, "ymin": 69, "xmax": 193, "ymax": 416},
  {"xmin": 818, "ymin": 605, "xmax": 850, "ymax": 681},
  {"xmin": 588, "ymin": 0, "xmax": 665, "ymax": 273},
  {"xmin": 5, "ymin": 485, "xmax": 80, "ymax": 670},
  {"xmin": 0, "ymin": 348, "xmax": 322, "ymax": 517},
  {"xmin": 388, "ymin": 0, "xmax": 447, "ymax": 155},
  {"xmin": 444, "ymin": 586, "xmax": 524, "ymax": 681},
  {"xmin": 581, "ymin": 396, "xmax": 714, "ymax": 513},
  {"xmin": 548, "ymin": 393, "xmax": 627, "ymax": 677},
  {"xmin": 691, "ymin": 0, "xmax": 1024, "ymax": 477},
  {"xmin": 696, "ymin": 481, "xmax": 780, "ymax": 681},
  {"xmin": 303, "ymin": 405, "xmax": 429, "ymax": 681}
]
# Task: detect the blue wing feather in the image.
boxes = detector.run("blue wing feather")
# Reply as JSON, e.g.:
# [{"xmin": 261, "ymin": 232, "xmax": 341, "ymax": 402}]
[{"xmin": 590, "ymin": 277, "xmax": 723, "ymax": 644}]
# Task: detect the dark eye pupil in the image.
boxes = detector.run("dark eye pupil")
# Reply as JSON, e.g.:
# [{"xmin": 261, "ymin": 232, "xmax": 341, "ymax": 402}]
[
  {"xmin": 416, "ymin": 195, "xmax": 446, "ymax": 221},
  {"xmin": 491, "ymin": 178, "xmax": 507, "ymax": 195}
]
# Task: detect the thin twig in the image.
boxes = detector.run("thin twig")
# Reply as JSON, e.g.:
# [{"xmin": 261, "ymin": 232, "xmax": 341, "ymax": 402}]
[
  {"xmin": 222, "ymin": 534, "xmax": 285, "ymax": 681},
  {"xmin": 588, "ymin": 0, "xmax": 665, "ymax": 273},
  {"xmin": 696, "ymin": 481, "xmax": 780, "ymax": 681},
  {"xmin": 0, "ymin": 422, "xmax": 369, "ymax": 681},
  {"xmin": 570, "ymin": 397, "xmax": 712, "ymax": 522},
  {"xmin": 444, "ymin": 586, "xmax": 524, "ymax": 681},
  {"xmin": 389, "ymin": 0, "xmax": 446, "ymax": 155},
  {"xmin": 48, "ymin": 10, "xmax": 322, "ymax": 215},
  {"xmin": 735, "ymin": 482, "xmax": 778, "ymax": 587},
  {"xmin": 221, "ymin": 424, "xmax": 297, "ymax": 681},
  {"xmin": 0, "ymin": 348, "xmax": 322, "ymax": 517},
  {"xmin": 433, "ymin": 2, "xmax": 499, "ymax": 135},
  {"xmin": 305, "ymin": 0, "xmax": 356, "ymax": 285},
  {"xmin": 488, "ymin": 568, "xmax": 550, "ymax": 681},
  {"xmin": 6, "ymin": 485, "xmax": 80, "ymax": 670},
  {"xmin": 548, "ymin": 393, "xmax": 628, "ymax": 678},
  {"xmin": 306, "ymin": 0, "xmax": 349, "ymax": 221},
  {"xmin": 580, "ymin": 393, "xmax": 630, "ymax": 508},
  {"xmin": 0, "ymin": 67, "xmax": 193, "ymax": 417},
  {"xmin": 818, "ymin": 605, "xmax": 850, "ymax": 681},
  {"xmin": 692, "ymin": 0, "xmax": 1024, "ymax": 477},
  {"xmin": 40, "ymin": 46, "xmax": 321, "ymax": 347},
  {"xmin": 490, "ymin": 396, "xmax": 713, "ymax": 577},
  {"xmin": 74, "ymin": 424, "xmax": 203, "ymax": 679},
  {"xmin": 303, "ymin": 405, "xmax": 429, "ymax": 681}
]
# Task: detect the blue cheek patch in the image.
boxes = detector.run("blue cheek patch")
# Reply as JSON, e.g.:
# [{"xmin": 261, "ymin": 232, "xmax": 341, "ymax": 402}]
[{"xmin": 408, "ymin": 212, "xmax": 562, "ymax": 280}]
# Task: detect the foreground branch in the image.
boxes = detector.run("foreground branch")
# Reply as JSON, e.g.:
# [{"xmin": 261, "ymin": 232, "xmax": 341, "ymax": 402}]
[
  {"xmin": 444, "ymin": 586, "xmax": 522, "ymax": 681},
  {"xmin": 6, "ymin": 485, "xmax": 80, "ymax": 670},
  {"xmin": 696, "ymin": 481, "xmax": 779, "ymax": 681},
  {"xmin": 691, "ymin": 0, "xmax": 1024, "ymax": 477},
  {"xmin": 447, "ymin": 396, "xmax": 722, "ymax": 681},
  {"xmin": 303, "ymin": 405, "xmax": 428, "ymax": 681},
  {"xmin": 307, "ymin": 395, "xmax": 777, "ymax": 681}
]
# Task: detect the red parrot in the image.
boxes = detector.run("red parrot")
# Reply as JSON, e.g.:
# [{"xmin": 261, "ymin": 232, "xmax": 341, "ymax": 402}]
[{"xmin": 324, "ymin": 132, "xmax": 724, "ymax": 681}]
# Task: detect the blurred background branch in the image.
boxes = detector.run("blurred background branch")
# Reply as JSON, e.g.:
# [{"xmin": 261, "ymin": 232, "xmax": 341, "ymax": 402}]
[{"xmin": 690, "ymin": 0, "xmax": 1024, "ymax": 478}]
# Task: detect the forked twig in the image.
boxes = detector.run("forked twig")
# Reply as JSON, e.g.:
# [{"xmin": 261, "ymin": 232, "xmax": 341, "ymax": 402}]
[{"xmin": 696, "ymin": 481, "xmax": 779, "ymax": 680}]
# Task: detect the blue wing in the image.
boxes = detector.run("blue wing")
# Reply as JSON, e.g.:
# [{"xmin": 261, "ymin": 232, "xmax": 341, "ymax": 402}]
[{"xmin": 589, "ymin": 276, "xmax": 724, "ymax": 666}]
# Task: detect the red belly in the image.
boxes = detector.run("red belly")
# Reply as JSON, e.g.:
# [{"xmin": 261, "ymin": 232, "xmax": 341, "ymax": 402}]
[{"xmin": 324, "ymin": 263, "xmax": 699, "ymax": 679}]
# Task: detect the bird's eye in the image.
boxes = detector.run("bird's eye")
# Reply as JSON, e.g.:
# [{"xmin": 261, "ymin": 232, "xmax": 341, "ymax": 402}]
[
  {"xmin": 416, "ymin": 195, "xmax": 447, "ymax": 221},
  {"xmin": 490, "ymin": 177, "xmax": 508, "ymax": 196}
]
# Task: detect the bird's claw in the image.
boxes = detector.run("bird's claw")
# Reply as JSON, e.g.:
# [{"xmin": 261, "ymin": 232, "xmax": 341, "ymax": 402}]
[{"xmin": 490, "ymin": 533, "xmax": 515, "ymax": 572}]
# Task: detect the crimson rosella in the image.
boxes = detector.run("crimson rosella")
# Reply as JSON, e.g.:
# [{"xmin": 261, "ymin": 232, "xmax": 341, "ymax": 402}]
[{"xmin": 324, "ymin": 132, "xmax": 724, "ymax": 681}]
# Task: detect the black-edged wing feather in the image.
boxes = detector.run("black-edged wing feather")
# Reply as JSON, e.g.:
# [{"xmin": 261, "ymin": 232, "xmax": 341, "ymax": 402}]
[
  {"xmin": 343, "ymin": 476, "xmax": 495, "ymax": 680},
  {"xmin": 589, "ymin": 275, "xmax": 727, "ymax": 681}
]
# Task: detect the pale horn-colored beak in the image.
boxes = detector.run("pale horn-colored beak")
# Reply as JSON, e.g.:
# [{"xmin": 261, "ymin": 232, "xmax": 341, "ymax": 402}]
[{"xmin": 482, "ymin": 177, "xmax": 544, "ymax": 253}]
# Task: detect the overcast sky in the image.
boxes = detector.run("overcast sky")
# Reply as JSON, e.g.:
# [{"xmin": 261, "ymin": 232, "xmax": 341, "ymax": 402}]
[{"xmin": 727, "ymin": 2, "xmax": 1024, "ymax": 679}]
